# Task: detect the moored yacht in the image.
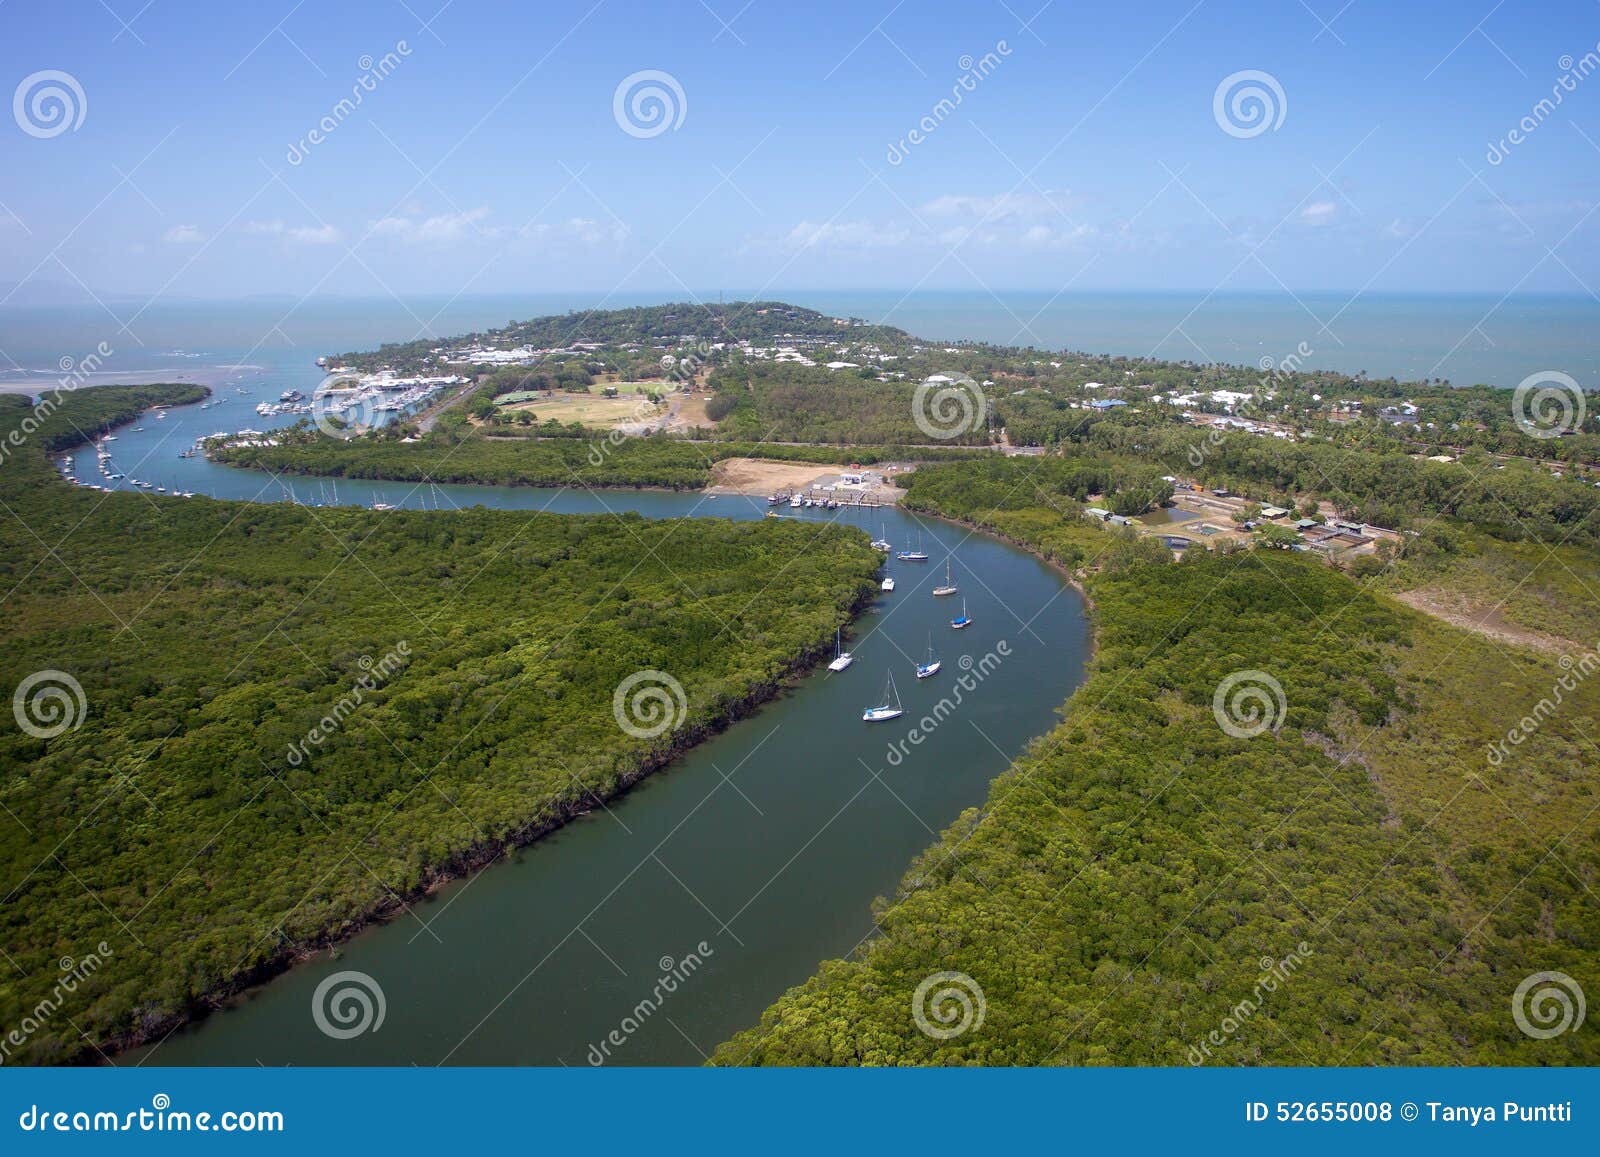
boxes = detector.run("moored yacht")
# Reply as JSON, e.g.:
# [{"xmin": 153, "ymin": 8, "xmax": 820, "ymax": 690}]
[
  {"xmin": 827, "ymin": 628, "xmax": 854, "ymax": 672},
  {"xmin": 862, "ymin": 671, "xmax": 904, "ymax": 722}
]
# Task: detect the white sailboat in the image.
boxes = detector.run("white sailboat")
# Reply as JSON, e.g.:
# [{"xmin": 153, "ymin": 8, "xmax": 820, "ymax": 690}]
[
  {"xmin": 870, "ymin": 520, "xmax": 891, "ymax": 552},
  {"xmin": 897, "ymin": 531, "xmax": 929, "ymax": 562},
  {"xmin": 916, "ymin": 634, "xmax": 942, "ymax": 680},
  {"xmin": 862, "ymin": 670, "xmax": 905, "ymax": 722},
  {"xmin": 827, "ymin": 627, "xmax": 855, "ymax": 672},
  {"xmin": 932, "ymin": 558, "xmax": 958, "ymax": 596}
]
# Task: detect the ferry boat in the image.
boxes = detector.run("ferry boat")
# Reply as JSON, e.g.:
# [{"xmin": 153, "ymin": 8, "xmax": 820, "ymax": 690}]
[
  {"xmin": 826, "ymin": 628, "xmax": 854, "ymax": 672},
  {"xmin": 951, "ymin": 599, "xmax": 971, "ymax": 629},
  {"xmin": 862, "ymin": 671, "xmax": 904, "ymax": 723},
  {"xmin": 915, "ymin": 635, "xmax": 942, "ymax": 680},
  {"xmin": 932, "ymin": 559, "xmax": 958, "ymax": 596}
]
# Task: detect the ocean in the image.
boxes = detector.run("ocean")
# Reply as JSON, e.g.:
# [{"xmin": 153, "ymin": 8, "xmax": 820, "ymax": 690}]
[{"xmin": 0, "ymin": 290, "xmax": 1594, "ymax": 395}]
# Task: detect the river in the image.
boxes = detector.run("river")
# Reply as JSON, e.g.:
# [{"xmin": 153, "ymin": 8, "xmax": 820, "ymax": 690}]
[{"xmin": 62, "ymin": 381, "xmax": 1090, "ymax": 1067}]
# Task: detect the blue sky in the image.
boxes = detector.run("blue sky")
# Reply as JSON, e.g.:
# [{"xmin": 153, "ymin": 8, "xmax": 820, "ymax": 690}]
[{"xmin": 1, "ymin": 0, "xmax": 1597, "ymax": 300}]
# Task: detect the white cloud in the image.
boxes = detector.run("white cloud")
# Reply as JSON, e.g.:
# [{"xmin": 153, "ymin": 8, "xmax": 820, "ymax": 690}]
[
  {"xmin": 521, "ymin": 217, "xmax": 629, "ymax": 245},
  {"xmin": 921, "ymin": 191, "xmax": 1074, "ymax": 221},
  {"xmin": 287, "ymin": 224, "xmax": 341, "ymax": 245},
  {"xmin": 781, "ymin": 220, "xmax": 914, "ymax": 249},
  {"xmin": 371, "ymin": 207, "xmax": 490, "ymax": 243},
  {"xmin": 243, "ymin": 219, "xmax": 340, "ymax": 245},
  {"xmin": 1300, "ymin": 201, "xmax": 1338, "ymax": 226},
  {"xmin": 163, "ymin": 224, "xmax": 205, "ymax": 244}
]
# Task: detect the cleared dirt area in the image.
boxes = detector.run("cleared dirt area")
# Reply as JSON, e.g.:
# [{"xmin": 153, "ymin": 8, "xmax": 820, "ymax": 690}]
[
  {"xmin": 671, "ymin": 394, "xmax": 715, "ymax": 429},
  {"xmin": 1393, "ymin": 587, "xmax": 1575, "ymax": 655},
  {"xmin": 497, "ymin": 392, "xmax": 665, "ymax": 429},
  {"xmin": 707, "ymin": 458, "xmax": 903, "ymax": 503}
]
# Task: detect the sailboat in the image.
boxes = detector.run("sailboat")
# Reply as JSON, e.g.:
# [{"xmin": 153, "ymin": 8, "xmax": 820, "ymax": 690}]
[
  {"xmin": 916, "ymin": 634, "xmax": 942, "ymax": 679},
  {"xmin": 950, "ymin": 598, "xmax": 971, "ymax": 630},
  {"xmin": 932, "ymin": 558, "xmax": 958, "ymax": 596},
  {"xmin": 862, "ymin": 670, "xmax": 905, "ymax": 722},
  {"xmin": 870, "ymin": 520, "xmax": 891, "ymax": 552},
  {"xmin": 896, "ymin": 531, "xmax": 929, "ymax": 562},
  {"xmin": 827, "ymin": 627, "xmax": 855, "ymax": 672}
]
